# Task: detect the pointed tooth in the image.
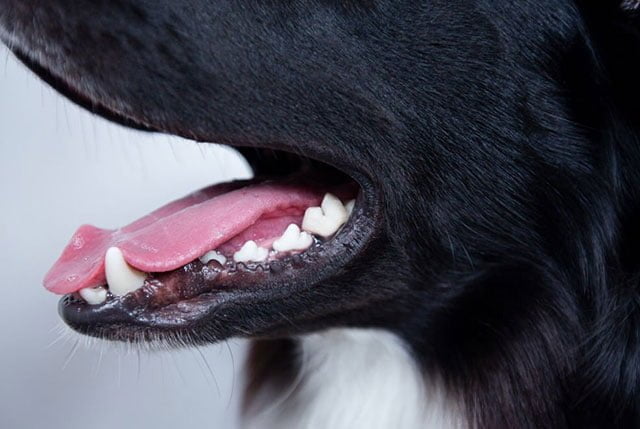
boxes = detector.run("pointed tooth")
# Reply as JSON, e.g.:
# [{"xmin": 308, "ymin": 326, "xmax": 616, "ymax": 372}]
[
  {"xmin": 283, "ymin": 223, "xmax": 301, "ymax": 240},
  {"xmin": 302, "ymin": 207, "xmax": 326, "ymax": 236},
  {"xmin": 272, "ymin": 224, "xmax": 299, "ymax": 252},
  {"xmin": 79, "ymin": 286, "xmax": 107, "ymax": 305},
  {"xmin": 345, "ymin": 199, "xmax": 355, "ymax": 216},
  {"xmin": 234, "ymin": 240, "xmax": 257, "ymax": 262},
  {"xmin": 273, "ymin": 224, "xmax": 314, "ymax": 252},
  {"xmin": 105, "ymin": 247, "xmax": 147, "ymax": 297},
  {"xmin": 233, "ymin": 240, "xmax": 269, "ymax": 263},
  {"xmin": 321, "ymin": 193, "xmax": 348, "ymax": 222},
  {"xmin": 254, "ymin": 247, "xmax": 269, "ymax": 262},
  {"xmin": 254, "ymin": 248, "xmax": 269, "ymax": 262},
  {"xmin": 297, "ymin": 231, "xmax": 314, "ymax": 249},
  {"xmin": 199, "ymin": 250, "xmax": 227, "ymax": 265},
  {"xmin": 302, "ymin": 207, "xmax": 334, "ymax": 238},
  {"xmin": 302, "ymin": 193, "xmax": 348, "ymax": 238}
]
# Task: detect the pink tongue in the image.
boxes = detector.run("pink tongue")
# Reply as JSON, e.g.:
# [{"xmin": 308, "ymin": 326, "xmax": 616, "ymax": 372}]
[{"xmin": 44, "ymin": 180, "xmax": 331, "ymax": 295}]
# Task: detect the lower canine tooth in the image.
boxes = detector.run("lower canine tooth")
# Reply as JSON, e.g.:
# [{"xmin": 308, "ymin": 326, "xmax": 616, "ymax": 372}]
[
  {"xmin": 233, "ymin": 240, "xmax": 269, "ymax": 263},
  {"xmin": 199, "ymin": 250, "xmax": 227, "ymax": 265},
  {"xmin": 302, "ymin": 193, "xmax": 348, "ymax": 238},
  {"xmin": 105, "ymin": 247, "xmax": 147, "ymax": 296},
  {"xmin": 79, "ymin": 286, "xmax": 107, "ymax": 305},
  {"xmin": 272, "ymin": 224, "xmax": 313, "ymax": 252}
]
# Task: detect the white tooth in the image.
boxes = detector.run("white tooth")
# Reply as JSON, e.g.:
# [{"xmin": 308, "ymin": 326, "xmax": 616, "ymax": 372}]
[
  {"xmin": 199, "ymin": 250, "xmax": 227, "ymax": 265},
  {"xmin": 79, "ymin": 286, "xmax": 107, "ymax": 305},
  {"xmin": 345, "ymin": 199, "xmax": 355, "ymax": 216},
  {"xmin": 302, "ymin": 193, "xmax": 349, "ymax": 238},
  {"xmin": 233, "ymin": 240, "xmax": 269, "ymax": 263},
  {"xmin": 105, "ymin": 247, "xmax": 147, "ymax": 297},
  {"xmin": 272, "ymin": 224, "xmax": 314, "ymax": 252},
  {"xmin": 321, "ymin": 193, "xmax": 349, "ymax": 220}
]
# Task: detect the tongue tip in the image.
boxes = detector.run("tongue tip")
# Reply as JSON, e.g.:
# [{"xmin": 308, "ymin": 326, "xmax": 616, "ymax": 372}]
[
  {"xmin": 44, "ymin": 246, "xmax": 108, "ymax": 296},
  {"xmin": 42, "ymin": 224, "xmax": 115, "ymax": 295},
  {"xmin": 43, "ymin": 267, "xmax": 107, "ymax": 295}
]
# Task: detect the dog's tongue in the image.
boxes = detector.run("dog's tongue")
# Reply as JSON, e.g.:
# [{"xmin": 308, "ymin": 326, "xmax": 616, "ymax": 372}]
[{"xmin": 44, "ymin": 180, "xmax": 327, "ymax": 294}]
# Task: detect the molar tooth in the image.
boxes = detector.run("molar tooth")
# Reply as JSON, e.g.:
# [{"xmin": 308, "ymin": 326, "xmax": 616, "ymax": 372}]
[
  {"xmin": 321, "ymin": 193, "xmax": 349, "ymax": 220},
  {"xmin": 79, "ymin": 286, "xmax": 107, "ymax": 305},
  {"xmin": 105, "ymin": 247, "xmax": 147, "ymax": 297},
  {"xmin": 272, "ymin": 224, "xmax": 314, "ymax": 252},
  {"xmin": 199, "ymin": 250, "xmax": 227, "ymax": 265},
  {"xmin": 233, "ymin": 240, "xmax": 269, "ymax": 263},
  {"xmin": 345, "ymin": 199, "xmax": 355, "ymax": 216},
  {"xmin": 302, "ymin": 193, "xmax": 348, "ymax": 238}
]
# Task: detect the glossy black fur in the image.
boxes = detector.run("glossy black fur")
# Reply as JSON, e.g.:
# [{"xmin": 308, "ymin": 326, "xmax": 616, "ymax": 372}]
[{"xmin": 2, "ymin": 1, "xmax": 640, "ymax": 427}]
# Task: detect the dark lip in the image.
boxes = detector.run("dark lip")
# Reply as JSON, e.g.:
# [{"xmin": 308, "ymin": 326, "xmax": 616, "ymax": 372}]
[{"xmin": 14, "ymin": 47, "xmax": 385, "ymax": 340}]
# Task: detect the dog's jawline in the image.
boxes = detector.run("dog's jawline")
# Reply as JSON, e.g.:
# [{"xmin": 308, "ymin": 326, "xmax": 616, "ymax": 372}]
[{"xmin": 241, "ymin": 329, "xmax": 461, "ymax": 429}]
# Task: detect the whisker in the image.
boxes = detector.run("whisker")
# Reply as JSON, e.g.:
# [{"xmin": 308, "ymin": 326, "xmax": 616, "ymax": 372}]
[
  {"xmin": 169, "ymin": 351, "xmax": 187, "ymax": 386},
  {"xmin": 62, "ymin": 338, "xmax": 81, "ymax": 370},
  {"xmin": 195, "ymin": 347, "xmax": 222, "ymax": 397},
  {"xmin": 225, "ymin": 340, "xmax": 237, "ymax": 411}
]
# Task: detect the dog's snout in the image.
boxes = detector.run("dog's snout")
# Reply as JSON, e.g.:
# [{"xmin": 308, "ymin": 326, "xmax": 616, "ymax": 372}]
[{"xmin": 0, "ymin": 0, "xmax": 393, "ymax": 173}]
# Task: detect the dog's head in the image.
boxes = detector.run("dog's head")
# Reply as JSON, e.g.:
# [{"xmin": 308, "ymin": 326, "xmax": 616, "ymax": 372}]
[{"xmin": 2, "ymin": 1, "xmax": 640, "ymax": 424}]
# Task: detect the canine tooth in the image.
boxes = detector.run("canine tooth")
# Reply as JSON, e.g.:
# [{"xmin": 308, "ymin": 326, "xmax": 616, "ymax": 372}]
[
  {"xmin": 199, "ymin": 250, "xmax": 227, "ymax": 265},
  {"xmin": 233, "ymin": 240, "xmax": 269, "ymax": 263},
  {"xmin": 302, "ymin": 193, "xmax": 348, "ymax": 238},
  {"xmin": 79, "ymin": 286, "xmax": 107, "ymax": 305},
  {"xmin": 272, "ymin": 224, "xmax": 314, "ymax": 252},
  {"xmin": 345, "ymin": 199, "xmax": 355, "ymax": 216},
  {"xmin": 105, "ymin": 247, "xmax": 147, "ymax": 296}
]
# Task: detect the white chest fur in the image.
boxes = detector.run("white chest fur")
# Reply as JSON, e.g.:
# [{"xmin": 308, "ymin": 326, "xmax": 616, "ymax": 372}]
[{"xmin": 242, "ymin": 328, "xmax": 460, "ymax": 429}]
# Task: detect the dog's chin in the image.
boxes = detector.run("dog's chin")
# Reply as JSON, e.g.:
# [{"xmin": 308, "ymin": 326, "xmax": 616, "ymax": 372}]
[{"xmin": 13, "ymin": 47, "xmax": 385, "ymax": 346}]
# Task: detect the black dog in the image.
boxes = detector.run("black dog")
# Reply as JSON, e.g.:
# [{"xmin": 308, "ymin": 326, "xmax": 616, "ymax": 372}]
[{"xmin": 2, "ymin": 1, "xmax": 639, "ymax": 427}]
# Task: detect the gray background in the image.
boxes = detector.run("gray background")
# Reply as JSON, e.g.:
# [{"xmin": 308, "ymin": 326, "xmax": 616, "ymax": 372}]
[{"xmin": 0, "ymin": 45, "xmax": 250, "ymax": 429}]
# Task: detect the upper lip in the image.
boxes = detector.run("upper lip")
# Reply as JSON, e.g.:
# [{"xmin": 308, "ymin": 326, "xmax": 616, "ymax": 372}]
[
  {"xmin": 12, "ymin": 48, "xmax": 159, "ymax": 133},
  {"xmin": 11, "ymin": 45, "xmax": 377, "ymax": 189}
]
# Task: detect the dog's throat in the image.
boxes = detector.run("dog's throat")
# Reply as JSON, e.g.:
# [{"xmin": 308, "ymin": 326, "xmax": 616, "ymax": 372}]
[{"xmin": 44, "ymin": 173, "xmax": 357, "ymax": 306}]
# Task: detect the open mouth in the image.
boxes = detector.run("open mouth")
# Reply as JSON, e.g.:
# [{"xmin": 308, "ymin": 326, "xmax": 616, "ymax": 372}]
[
  {"xmin": 11, "ymin": 47, "xmax": 382, "ymax": 343},
  {"xmin": 47, "ymin": 149, "xmax": 379, "ymax": 341},
  {"xmin": 41, "ymin": 143, "xmax": 383, "ymax": 346}
]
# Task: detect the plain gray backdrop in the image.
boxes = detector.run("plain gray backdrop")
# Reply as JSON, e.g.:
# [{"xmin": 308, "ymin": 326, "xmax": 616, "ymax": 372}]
[{"xmin": 0, "ymin": 45, "xmax": 250, "ymax": 429}]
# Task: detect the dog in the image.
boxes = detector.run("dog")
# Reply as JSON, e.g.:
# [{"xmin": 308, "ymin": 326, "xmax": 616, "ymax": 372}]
[{"xmin": 2, "ymin": 1, "xmax": 639, "ymax": 427}]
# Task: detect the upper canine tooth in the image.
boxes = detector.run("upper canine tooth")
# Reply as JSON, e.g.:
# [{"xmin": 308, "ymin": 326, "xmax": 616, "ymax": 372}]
[
  {"xmin": 79, "ymin": 286, "xmax": 107, "ymax": 305},
  {"xmin": 199, "ymin": 250, "xmax": 227, "ymax": 265},
  {"xmin": 233, "ymin": 240, "xmax": 269, "ymax": 263},
  {"xmin": 302, "ymin": 193, "xmax": 348, "ymax": 238},
  {"xmin": 272, "ymin": 224, "xmax": 314, "ymax": 252},
  {"xmin": 105, "ymin": 247, "xmax": 147, "ymax": 296}
]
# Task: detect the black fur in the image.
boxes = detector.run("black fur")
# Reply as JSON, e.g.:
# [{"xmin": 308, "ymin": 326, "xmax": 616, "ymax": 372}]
[{"xmin": 2, "ymin": 1, "xmax": 640, "ymax": 427}]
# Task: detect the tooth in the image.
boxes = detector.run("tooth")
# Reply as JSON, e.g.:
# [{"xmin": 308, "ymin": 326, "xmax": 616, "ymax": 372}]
[
  {"xmin": 345, "ymin": 199, "xmax": 355, "ymax": 216},
  {"xmin": 322, "ymin": 193, "xmax": 349, "ymax": 220},
  {"xmin": 233, "ymin": 240, "xmax": 269, "ymax": 263},
  {"xmin": 105, "ymin": 247, "xmax": 147, "ymax": 296},
  {"xmin": 302, "ymin": 193, "xmax": 348, "ymax": 238},
  {"xmin": 272, "ymin": 224, "xmax": 314, "ymax": 252},
  {"xmin": 79, "ymin": 286, "xmax": 107, "ymax": 305},
  {"xmin": 199, "ymin": 250, "xmax": 227, "ymax": 265}
]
